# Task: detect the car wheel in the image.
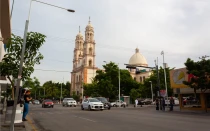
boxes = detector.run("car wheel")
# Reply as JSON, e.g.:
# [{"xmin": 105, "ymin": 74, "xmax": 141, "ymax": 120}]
[
  {"xmin": 88, "ymin": 105, "xmax": 91, "ymax": 111},
  {"xmin": 81, "ymin": 105, "xmax": 84, "ymax": 110},
  {"xmin": 100, "ymin": 109, "xmax": 103, "ymax": 111},
  {"xmin": 51, "ymin": 106, "xmax": 54, "ymax": 108},
  {"xmin": 63, "ymin": 104, "xmax": 65, "ymax": 107},
  {"xmin": 74, "ymin": 105, "xmax": 76, "ymax": 107},
  {"xmin": 113, "ymin": 104, "xmax": 116, "ymax": 107},
  {"xmin": 108, "ymin": 107, "xmax": 111, "ymax": 110}
]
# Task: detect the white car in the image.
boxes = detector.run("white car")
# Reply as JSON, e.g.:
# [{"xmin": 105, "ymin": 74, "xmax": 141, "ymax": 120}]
[
  {"xmin": 62, "ymin": 98, "xmax": 77, "ymax": 107},
  {"xmin": 111, "ymin": 100, "xmax": 127, "ymax": 107},
  {"xmin": 165, "ymin": 97, "xmax": 179, "ymax": 105},
  {"xmin": 81, "ymin": 98, "xmax": 104, "ymax": 111}
]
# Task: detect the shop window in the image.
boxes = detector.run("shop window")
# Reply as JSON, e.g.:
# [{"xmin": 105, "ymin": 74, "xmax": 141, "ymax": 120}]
[
  {"xmin": 182, "ymin": 94, "xmax": 201, "ymax": 108},
  {"xmin": 140, "ymin": 77, "xmax": 142, "ymax": 82}
]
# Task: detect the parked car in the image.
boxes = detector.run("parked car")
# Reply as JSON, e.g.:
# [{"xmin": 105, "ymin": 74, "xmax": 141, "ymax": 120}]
[
  {"xmin": 33, "ymin": 100, "xmax": 40, "ymax": 105},
  {"xmin": 81, "ymin": 98, "xmax": 104, "ymax": 111},
  {"xmin": 95, "ymin": 97, "xmax": 111, "ymax": 110},
  {"xmin": 62, "ymin": 98, "xmax": 77, "ymax": 107},
  {"xmin": 42, "ymin": 99, "xmax": 54, "ymax": 108},
  {"xmin": 165, "ymin": 97, "xmax": 179, "ymax": 105},
  {"xmin": 142, "ymin": 98, "xmax": 152, "ymax": 105},
  {"xmin": 111, "ymin": 100, "xmax": 127, "ymax": 107}
]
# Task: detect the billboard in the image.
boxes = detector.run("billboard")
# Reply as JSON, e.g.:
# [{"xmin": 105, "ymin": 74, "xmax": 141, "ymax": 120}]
[{"xmin": 170, "ymin": 68, "xmax": 189, "ymax": 88}]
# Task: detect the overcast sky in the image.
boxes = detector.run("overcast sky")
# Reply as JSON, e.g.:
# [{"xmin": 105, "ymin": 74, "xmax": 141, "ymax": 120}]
[{"xmin": 10, "ymin": 0, "xmax": 210, "ymax": 85}]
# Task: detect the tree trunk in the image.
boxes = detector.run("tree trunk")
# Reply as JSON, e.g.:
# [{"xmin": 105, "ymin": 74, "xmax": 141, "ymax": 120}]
[{"xmin": 7, "ymin": 76, "xmax": 15, "ymax": 100}]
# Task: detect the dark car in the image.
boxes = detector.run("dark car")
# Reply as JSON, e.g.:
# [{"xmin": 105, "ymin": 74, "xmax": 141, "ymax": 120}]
[
  {"xmin": 142, "ymin": 98, "xmax": 152, "ymax": 105},
  {"xmin": 42, "ymin": 99, "xmax": 54, "ymax": 108},
  {"xmin": 95, "ymin": 97, "xmax": 111, "ymax": 110}
]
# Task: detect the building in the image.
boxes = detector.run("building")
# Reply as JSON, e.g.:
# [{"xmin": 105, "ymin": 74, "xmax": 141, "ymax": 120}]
[
  {"xmin": 0, "ymin": 0, "xmax": 11, "ymax": 113},
  {"xmin": 128, "ymin": 48, "xmax": 152, "ymax": 83},
  {"xmin": 70, "ymin": 19, "xmax": 98, "ymax": 96},
  {"xmin": 170, "ymin": 68, "xmax": 210, "ymax": 112}
]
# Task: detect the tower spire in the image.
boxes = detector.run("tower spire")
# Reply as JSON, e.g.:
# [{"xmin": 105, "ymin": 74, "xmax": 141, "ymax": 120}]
[{"xmin": 89, "ymin": 16, "xmax": 91, "ymax": 24}]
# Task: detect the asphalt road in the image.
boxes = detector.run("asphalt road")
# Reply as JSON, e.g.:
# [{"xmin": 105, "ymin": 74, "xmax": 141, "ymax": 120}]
[{"xmin": 29, "ymin": 104, "xmax": 210, "ymax": 131}]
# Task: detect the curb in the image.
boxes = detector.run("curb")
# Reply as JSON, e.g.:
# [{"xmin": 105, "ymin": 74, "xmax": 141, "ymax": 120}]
[{"xmin": 25, "ymin": 115, "xmax": 38, "ymax": 131}]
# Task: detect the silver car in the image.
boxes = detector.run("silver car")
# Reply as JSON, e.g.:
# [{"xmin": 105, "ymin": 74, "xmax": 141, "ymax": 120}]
[{"xmin": 62, "ymin": 98, "xmax": 77, "ymax": 107}]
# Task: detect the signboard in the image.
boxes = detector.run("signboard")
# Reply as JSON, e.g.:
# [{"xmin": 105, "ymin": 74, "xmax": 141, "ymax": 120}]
[
  {"xmin": 160, "ymin": 90, "xmax": 166, "ymax": 97},
  {"xmin": 170, "ymin": 68, "xmax": 189, "ymax": 88}
]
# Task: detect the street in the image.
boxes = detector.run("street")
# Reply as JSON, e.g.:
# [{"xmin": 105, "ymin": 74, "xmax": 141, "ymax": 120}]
[{"xmin": 28, "ymin": 104, "xmax": 210, "ymax": 131}]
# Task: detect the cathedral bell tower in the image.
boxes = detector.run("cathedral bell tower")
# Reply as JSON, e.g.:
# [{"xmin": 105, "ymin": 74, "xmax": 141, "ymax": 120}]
[{"xmin": 83, "ymin": 17, "xmax": 95, "ymax": 67}]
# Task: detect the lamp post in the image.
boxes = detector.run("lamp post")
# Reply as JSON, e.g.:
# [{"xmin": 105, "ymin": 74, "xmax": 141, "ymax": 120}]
[
  {"xmin": 10, "ymin": 1, "xmax": 75, "ymax": 130},
  {"xmin": 161, "ymin": 51, "xmax": 168, "ymax": 108},
  {"xmin": 149, "ymin": 81, "xmax": 153, "ymax": 103},
  {"xmin": 103, "ymin": 61, "xmax": 120, "ymax": 102}
]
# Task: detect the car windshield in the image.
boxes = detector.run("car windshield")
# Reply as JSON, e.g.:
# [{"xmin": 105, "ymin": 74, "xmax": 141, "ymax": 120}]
[
  {"xmin": 98, "ymin": 98, "xmax": 108, "ymax": 102},
  {"xmin": 89, "ymin": 98, "xmax": 100, "ymax": 102}
]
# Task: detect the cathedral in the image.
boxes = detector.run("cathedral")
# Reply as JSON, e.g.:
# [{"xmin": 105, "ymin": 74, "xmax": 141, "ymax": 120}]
[
  {"xmin": 70, "ymin": 18, "xmax": 151, "ymax": 97},
  {"xmin": 70, "ymin": 18, "xmax": 98, "ymax": 96}
]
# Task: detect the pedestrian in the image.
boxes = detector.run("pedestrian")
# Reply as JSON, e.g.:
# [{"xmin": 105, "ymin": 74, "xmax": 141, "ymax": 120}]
[
  {"xmin": 156, "ymin": 98, "xmax": 159, "ymax": 110},
  {"xmin": 135, "ymin": 99, "xmax": 138, "ymax": 107},
  {"xmin": 22, "ymin": 90, "xmax": 32, "ymax": 121},
  {"xmin": 169, "ymin": 97, "xmax": 174, "ymax": 111},
  {"xmin": 162, "ymin": 98, "xmax": 165, "ymax": 111}
]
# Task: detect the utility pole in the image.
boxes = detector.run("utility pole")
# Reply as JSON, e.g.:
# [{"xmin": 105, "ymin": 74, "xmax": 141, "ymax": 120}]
[
  {"xmin": 155, "ymin": 58, "xmax": 161, "ymax": 110},
  {"xmin": 161, "ymin": 51, "xmax": 168, "ymax": 108}
]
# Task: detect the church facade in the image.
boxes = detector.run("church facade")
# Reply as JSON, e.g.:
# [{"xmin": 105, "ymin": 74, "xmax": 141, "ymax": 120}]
[
  {"xmin": 128, "ymin": 48, "xmax": 152, "ymax": 83},
  {"xmin": 70, "ymin": 19, "xmax": 98, "ymax": 96}
]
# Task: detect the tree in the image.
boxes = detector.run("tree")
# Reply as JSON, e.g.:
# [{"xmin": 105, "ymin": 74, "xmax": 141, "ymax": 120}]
[
  {"xmin": 0, "ymin": 32, "xmax": 46, "ymax": 98},
  {"xmin": 183, "ymin": 56, "xmax": 210, "ymax": 94},
  {"xmin": 130, "ymin": 89, "xmax": 140, "ymax": 101},
  {"xmin": 84, "ymin": 62, "xmax": 141, "ymax": 100},
  {"xmin": 142, "ymin": 67, "xmax": 174, "ymax": 98}
]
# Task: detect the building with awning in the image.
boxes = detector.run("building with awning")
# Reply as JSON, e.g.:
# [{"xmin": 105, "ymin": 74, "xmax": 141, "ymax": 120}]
[{"xmin": 170, "ymin": 68, "xmax": 210, "ymax": 112}]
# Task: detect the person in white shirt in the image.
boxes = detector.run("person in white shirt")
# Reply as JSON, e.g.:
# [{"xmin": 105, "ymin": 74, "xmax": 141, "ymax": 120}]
[{"xmin": 135, "ymin": 99, "xmax": 138, "ymax": 107}]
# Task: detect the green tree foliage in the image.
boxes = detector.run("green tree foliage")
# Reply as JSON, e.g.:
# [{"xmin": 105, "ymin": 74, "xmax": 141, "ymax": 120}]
[
  {"xmin": 84, "ymin": 62, "xmax": 140, "ymax": 100},
  {"xmin": 0, "ymin": 32, "xmax": 46, "ymax": 88},
  {"xmin": 183, "ymin": 57, "xmax": 210, "ymax": 93},
  {"xmin": 42, "ymin": 81, "xmax": 71, "ymax": 99},
  {"xmin": 23, "ymin": 77, "xmax": 41, "ymax": 99},
  {"xmin": 130, "ymin": 88, "xmax": 140, "ymax": 100},
  {"xmin": 142, "ymin": 67, "xmax": 174, "ymax": 98}
]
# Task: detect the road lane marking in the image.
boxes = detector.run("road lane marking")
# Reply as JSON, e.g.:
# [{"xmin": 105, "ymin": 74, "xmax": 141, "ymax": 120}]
[{"xmin": 74, "ymin": 116, "xmax": 96, "ymax": 122}]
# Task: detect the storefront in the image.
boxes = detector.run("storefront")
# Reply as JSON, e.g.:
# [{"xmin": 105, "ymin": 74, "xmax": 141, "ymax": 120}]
[{"xmin": 170, "ymin": 68, "xmax": 210, "ymax": 112}]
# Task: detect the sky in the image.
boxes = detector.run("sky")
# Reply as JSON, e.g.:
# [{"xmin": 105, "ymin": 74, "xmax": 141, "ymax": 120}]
[{"xmin": 10, "ymin": 0, "xmax": 210, "ymax": 85}]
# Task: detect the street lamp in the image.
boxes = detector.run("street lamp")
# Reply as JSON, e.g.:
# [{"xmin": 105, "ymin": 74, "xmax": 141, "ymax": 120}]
[
  {"xmin": 60, "ymin": 77, "xmax": 64, "ymax": 104},
  {"xmin": 103, "ymin": 61, "xmax": 120, "ymax": 102},
  {"xmin": 149, "ymin": 81, "xmax": 154, "ymax": 103},
  {"xmin": 161, "ymin": 51, "xmax": 168, "ymax": 107},
  {"xmin": 10, "ymin": 1, "xmax": 75, "ymax": 130}
]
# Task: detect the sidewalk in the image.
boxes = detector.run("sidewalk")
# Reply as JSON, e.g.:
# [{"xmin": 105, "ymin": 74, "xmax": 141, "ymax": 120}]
[{"xmin": 0, "ymin": 113, "xmax": 34, "ymax": 131}]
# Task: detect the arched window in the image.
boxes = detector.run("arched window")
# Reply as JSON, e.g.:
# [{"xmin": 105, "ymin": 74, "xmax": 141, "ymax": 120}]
[
  {"xmin": 89, "ymin": 47, "xmax": 92, "ymax": 55},
  {"xmin": 89, "ymin": 59, "xmax": 92, "ymax": 67},
  {"xmin": 140, "ymin": 77, "xmax": 142, "ymax": 82},
  {"xmin": 134, "ymin": 77, "xmax": 136, "ymax": 81},
  {"xmin": 143, "ymin": 76, "xmax": 146, "ymax": 81}
]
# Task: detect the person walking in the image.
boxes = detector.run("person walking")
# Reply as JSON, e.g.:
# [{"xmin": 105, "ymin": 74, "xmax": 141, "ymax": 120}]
[
  {"xmin": 22, "ymin": 90, "xmax": 32, "ymax": 121},
  {"xmin": 135, "ymin": 99, "xmax": 138, "ymax": 107},
  {"xmin": 169, "ymin": 97, "xmax": 174, "ymax": 111},
  {"xmin": 156, "ymin": 98, "xmax": 159, "ymax": 110},
  {"xmin": 162, "ymin": 98, "xmax": 165, "ymax": 111}
]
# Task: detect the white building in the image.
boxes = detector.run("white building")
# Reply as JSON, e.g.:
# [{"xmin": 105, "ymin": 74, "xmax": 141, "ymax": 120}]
[{"xmin": 128, "ymin": 48, "xmax": 152, "ymax": 83}]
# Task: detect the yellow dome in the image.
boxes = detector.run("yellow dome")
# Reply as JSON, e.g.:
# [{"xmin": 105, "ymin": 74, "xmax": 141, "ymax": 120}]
[{"xmin": 129, "ymin": 48, "xmax": 148, "ymax": 66}]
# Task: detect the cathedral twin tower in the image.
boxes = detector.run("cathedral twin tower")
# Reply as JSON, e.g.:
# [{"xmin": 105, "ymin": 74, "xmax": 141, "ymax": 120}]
[{"xmin": 71, "ymin": 18, "xmax": 97, "ymax": 96}]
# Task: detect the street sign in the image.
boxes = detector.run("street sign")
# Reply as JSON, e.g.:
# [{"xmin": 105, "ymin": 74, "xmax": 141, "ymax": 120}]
[{"xmin": 160, "ymin": 90, "xmax": 166, "ymax": 97}]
